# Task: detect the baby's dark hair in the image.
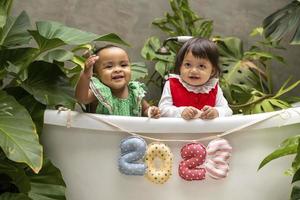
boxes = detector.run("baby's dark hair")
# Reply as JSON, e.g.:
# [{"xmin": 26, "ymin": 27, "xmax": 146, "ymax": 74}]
[
  {"xmin": 174, "ymin": 37, "xmax": 220, "ymax": 77},
  {"xmin": 93, "ymin": 44, "xmax": 122, "ymax": 55}
]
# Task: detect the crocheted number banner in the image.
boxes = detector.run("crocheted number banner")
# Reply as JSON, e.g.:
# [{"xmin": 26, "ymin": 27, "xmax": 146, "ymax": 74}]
[{"xmin": 118, "ymin": 136, "xmax": 232, "ymax": 184}]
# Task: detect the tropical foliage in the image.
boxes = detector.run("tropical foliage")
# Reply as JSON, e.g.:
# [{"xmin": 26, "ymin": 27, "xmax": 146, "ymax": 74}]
[
  {"xmin": 259, "ymin": 1, "xmax": 300, "ymax": 199},
  {"xmin": 140, "ymin": 0, "xmax": 300, "ymax": 114},
  {"xmin": 0, "ymin": 0, "xmax": 127, "ymax": 199},
  {"xmin": 263, "ymin": 0, "xmax": 300, "ymax": 45}
]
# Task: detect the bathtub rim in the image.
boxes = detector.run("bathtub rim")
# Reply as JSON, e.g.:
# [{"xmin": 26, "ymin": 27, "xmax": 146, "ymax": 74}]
[{"xmin": 43, "ymin": 107, "xmax": 300, "ymax": 134}]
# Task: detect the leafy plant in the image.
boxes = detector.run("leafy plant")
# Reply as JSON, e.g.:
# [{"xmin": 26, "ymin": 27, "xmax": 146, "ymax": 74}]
[
  {"xmin": 263, "ymin": 0, "xmax": 300, "ymax": 44},
  {"xmin": 140, "ymin": 0, "xmax": 300, "ymax": 114},
  {"xmin": 141, "ymin": 0, "xmax": 213, "ymax": 89},
  {"xmin": 0, "ymin": 0, "xmax": 127, "ymax": 199},
  {"xmin": 259, "ymin": 136, "xmax": 300, "ymax": 200},
  {"xmin": 258, "ymin": 2, "xmax": 300, "ymax": 199}
]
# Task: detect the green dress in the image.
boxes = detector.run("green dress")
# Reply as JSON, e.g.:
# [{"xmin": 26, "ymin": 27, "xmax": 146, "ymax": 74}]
[{"xmin": 89, "ymin": 77, "xmax": 146, "ymax": 116}]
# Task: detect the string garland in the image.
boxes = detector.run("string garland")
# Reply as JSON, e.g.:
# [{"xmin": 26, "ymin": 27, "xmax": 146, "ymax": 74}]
[{"xmin": 58, "ymin": 107, "xmax": 298, "ymax": 143}]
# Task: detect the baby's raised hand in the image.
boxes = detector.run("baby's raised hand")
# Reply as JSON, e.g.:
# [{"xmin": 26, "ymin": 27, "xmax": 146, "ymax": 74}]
[
  {"xmin": 83, "ymin": 55, "xmax": 99, "ymax": 77},
  {"xmin": 200, "ymin": 105, "xmax": 219, "ymax": 120},
  {"xmin": 181, "ymin": 106, "xmax": 199, "ymax": 120},
  {"xmin": 147, "ymin": 106, "xmax": 160, "ymax": 119}
]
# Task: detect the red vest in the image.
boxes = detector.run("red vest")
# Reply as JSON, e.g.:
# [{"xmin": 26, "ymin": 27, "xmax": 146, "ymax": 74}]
[{"xmin": 169, "ymin": 78, "xmax": 218, "ymax": 110}]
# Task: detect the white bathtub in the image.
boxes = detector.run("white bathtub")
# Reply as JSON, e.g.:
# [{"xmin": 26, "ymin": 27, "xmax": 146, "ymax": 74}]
[{"xmin": 42, "ymin": 107, "xmax": 300, "ymax": 200}]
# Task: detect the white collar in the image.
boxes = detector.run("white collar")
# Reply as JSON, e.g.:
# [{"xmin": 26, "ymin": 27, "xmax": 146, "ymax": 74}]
[{"xmin": 168, "ymin": 74, "xmax": 218, "ymax": 94}]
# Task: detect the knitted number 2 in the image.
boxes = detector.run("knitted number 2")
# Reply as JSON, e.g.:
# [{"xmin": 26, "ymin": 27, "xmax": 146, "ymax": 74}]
[{"xmin": 178, "ymin": 143, "xmax": 207, "ymax": 181}]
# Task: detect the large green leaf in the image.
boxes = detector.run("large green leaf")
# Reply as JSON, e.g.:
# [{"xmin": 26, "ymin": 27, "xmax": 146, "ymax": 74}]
[
  {"xmin": 292, "ymin": 165, "xmax": 300, "ymax": 183},
  {"xmin": 0, "ymin": 90, "xmax": 42, "ymax": 173},
  {"xmin": 221, "ymin": 59, "xmax": 262, "ymax": 90},
  {"xmin": 0, "ymin": 159, "xmax": 30, "ymax": 193},
  {"xmin": 259, "ymin": 135, "xmax": 300, "ymax": 170},
  {"xmin": 217, "ymin": 37, "xmax": 267, "ymax": 95},
  {"xmin": 291, "ymin": 185, "xmax": 300, "ymax": 200},
  {"xmin": 27, "ymin": 159, "xmax": 66, "ymax": 200},
  {"xmin": 263, "ymin": 1, "xmax": 300, "ymax": 44},
  {"xmin": 0, "ymin": 11, "xmax": 31, "ymax": 47},
  {"xmin": 141, "ymin": 37, "xmax": 175, "ymax": 63},
  {"xmin": 21, "ymin": 61, "xmax": 76, "ymax": 109},
  {"xmin": 0, "ymin": 0, "xmax": 13, "ymax": 29},
  {"xmin": 0, "ymin": 48, "xmax": 39, "ymax": 83},
  {"xmin": 0, "ymin": 193, "xmax": 31, "ymax": 200},
  {"xmin": 217, "ymin": 37, "xmax": 243, "ymax": 59},
  {"xmin": 41, "ymin": 49, "xmax": 74, "ymax": 63},
  {"xmin": 30, "ymin": 21, "xmax": 128, "ymax": 51},
  {"xmin": 18, "ymin": 95, "xmax": 46, "ymax": 136}
]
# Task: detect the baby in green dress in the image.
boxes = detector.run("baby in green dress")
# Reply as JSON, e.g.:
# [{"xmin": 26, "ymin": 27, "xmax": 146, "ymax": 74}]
[{"xmin": 75, "ymin": 45, "xmax": 160, "ymax": 118}]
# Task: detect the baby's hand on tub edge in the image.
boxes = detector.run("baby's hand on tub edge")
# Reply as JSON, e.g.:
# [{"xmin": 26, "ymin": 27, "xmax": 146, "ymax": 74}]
[{"xmin": 147, "ymin": 106, "xmax": 160, "ymax": 119}]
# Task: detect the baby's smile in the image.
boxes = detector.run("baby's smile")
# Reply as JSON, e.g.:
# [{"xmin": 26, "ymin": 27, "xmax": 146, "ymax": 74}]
[{"xmin": 112, "ymin": 74, "xmax": 124, "ymax": 80}]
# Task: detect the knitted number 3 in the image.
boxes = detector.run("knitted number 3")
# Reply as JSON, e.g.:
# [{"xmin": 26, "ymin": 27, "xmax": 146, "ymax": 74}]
[{"xmin": 178, "ymin": 143, "xmax": 207, "ymax": 181}]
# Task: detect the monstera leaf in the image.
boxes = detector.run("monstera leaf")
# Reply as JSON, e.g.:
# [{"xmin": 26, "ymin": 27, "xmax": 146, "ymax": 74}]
[
  {"xmin": 217, "ymin": 37, "xmax": 263, "ymax": 89},
  {"xmin": 263, "ymin": 0, "xmax": 300, "ymax": 44},
  {"xmin": 21, "ymin": 61, "xmax": 76, "ymax": 109},
  {"xmin": 0, "ymin": 90, "xmax": 42, "ymax": 173}
]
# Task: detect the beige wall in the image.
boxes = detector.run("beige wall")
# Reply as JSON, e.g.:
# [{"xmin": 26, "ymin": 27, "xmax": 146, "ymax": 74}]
[{"xmin": 12, "ymin": 0, "xmax": 300, "ymax": 96}]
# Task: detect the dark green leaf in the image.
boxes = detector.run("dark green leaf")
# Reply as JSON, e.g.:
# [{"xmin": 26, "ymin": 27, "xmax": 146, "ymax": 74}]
[
  {"xmin": 263, "ymin": 1, "xmax": 300, "ymax": 44},
  {"xmin": 21, "ymin": 61, "xmax": 76, "ymax": 109},
  {"xmin": 0, "ymin": 159, "xmax": 30, "ymax": 193},
  {"xmin": 27, "ymin": 159, "xmax": 66, "ymax": 200},
  {"xmin": 36, "ymin": 21, "xmax": 127, "ymax": 46},
  {"xmin": 94, "ymin": 33, "xmax": 129, "ymax": 46},
  {"xmin": 18, "ymin": 95, "xmax": 46, "ymax": 136},
  {"xmin": 0, "ymin": 192, "xmax": 31, "ymax": 200},
  {"xmin": 217, "ymin": 37, "xmax": 243, "ymax": 59},
  {"xmin": 0, "ymin": 11, "xmax": 31, "ymax": 47},
  {"xmin": 0, "ymin": 0, "xmax": 13, "ymax": 29},
  {"xmin": 41, "ymin": 49, "xmax": 74, "ymax": 63},
  {"xmin": 291, "ymin": 185, "xmax": 300, "ymax": 200},
  {"xmin": 292, "ymin": 165, "xmax": 300, "ymax": 183}
]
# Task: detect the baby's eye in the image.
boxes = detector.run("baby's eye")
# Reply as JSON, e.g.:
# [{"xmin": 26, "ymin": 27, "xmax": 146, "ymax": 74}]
[
  {"xmin": 121, "ymin": 63, "xmax": 129, "ymax": 67},
  {"xmin": 105, "ymin": 65, "xmax": 113, "ymax": 68},
  {"xmin": 199, "ymin": 64, "xmax": 206, "ymax": 69},
  {"xmin": 184, "ymin": 63, "xmax": 191, "ymax": 68}
]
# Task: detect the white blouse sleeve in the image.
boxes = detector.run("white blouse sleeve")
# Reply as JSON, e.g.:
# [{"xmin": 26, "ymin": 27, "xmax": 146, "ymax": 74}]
[
  {"xmin": 158, "ymin": 81, "xmax": 186, "ymax": 118},
  {"xmin": 215, "ymin": 85, "xmax": 233, "ymax": 117}
]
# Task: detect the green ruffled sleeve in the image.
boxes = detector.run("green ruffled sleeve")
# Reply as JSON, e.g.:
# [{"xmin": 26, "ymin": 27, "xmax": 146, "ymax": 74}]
[{"xmin": 128, "ymin": 81, "xmax": 146, "ymax": 116}]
